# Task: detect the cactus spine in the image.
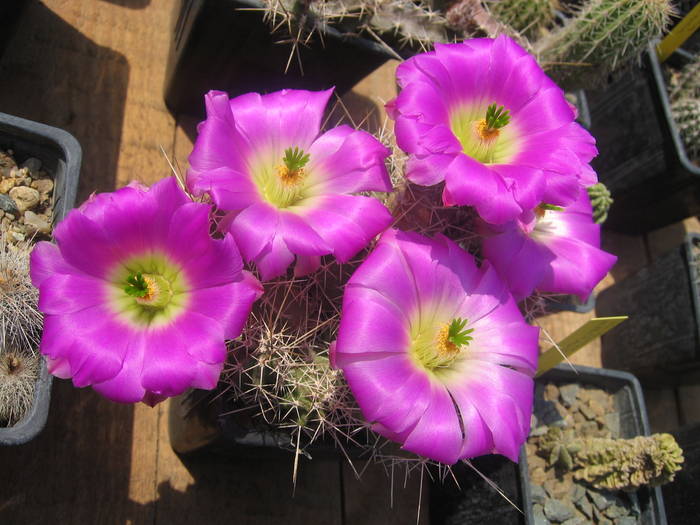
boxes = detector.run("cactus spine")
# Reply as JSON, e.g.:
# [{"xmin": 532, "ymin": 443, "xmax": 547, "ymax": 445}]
[
  {"xmin": 537, "ymin": 0, "xmax": 674, "ymax": 89},
  {"xmin": 488, "ymin": 0, "xmax": 556, "ymax": 41},
  {"xmin": 671, "ymin": 99, "xmax": 700, "ymax": 162},
  {"xmin": 0, "ymin": 233, "xmax": 42, "ymax": 351},
  {"xmin": 0, "ymin": 348, "xmax": 39, "ymax": 426}
]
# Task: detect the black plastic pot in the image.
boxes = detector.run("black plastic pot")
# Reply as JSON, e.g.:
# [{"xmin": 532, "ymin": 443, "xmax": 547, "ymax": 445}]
[
  {"xmin": 529, "ymin": 365, "xmax": 668, "ymax": 525},
  {"xmin": 589, "ymin": 44, "xmax": 699, "ymax": 233},
  {"xmin": 0, "ymin": 111, "xmax": 81, "ymax": 445},
  {"xmin": 164, "ymin": 0, "xmax": 397, "ymax": 118},
  {"xmin": 596, "ymin": 233, "xmax": 700, "ymax": 385},
  {"xmin": 429, "ymin": 450, "xmax": 531, "ymax": 525},
  {"xmin": 664, "ymin": 421, "xmax": 700, "ymax": 524},
  {"xmin": 170, "ymin": 389, "xmax": 533, "ymax": 523}
]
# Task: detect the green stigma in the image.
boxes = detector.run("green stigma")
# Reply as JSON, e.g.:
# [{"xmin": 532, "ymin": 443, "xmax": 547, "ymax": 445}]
[
  {"xmin": 450, "ymin": 102, "xmax": 517, "ymax": 165},
  {"xmin": 411, "ymin": 317, "xmax": 475, "ymax": 373},
  {"xmin": 282, "ymin": 147, "xmax": 310, "ymax": 173},
  {"xmin": 109, "ymin": 253, "xmax": 189, "ymax": 327},
  {"xmin": 484, "ymin": 103, "xmax": 511, "ymax": 131},
  {"xmin": 124, "ymin": 272, "xmax": 148, "ymax": 298},
  {"xmin": 445, "ymin": 317, "xmax": 475, "ymax": 348}
]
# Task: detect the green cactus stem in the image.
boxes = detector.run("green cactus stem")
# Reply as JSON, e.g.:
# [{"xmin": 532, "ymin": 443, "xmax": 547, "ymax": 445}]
[
  {"xmin": 587, "ymin": 183, "xmax": 614, "ymax": 224},
  {"xmin": 539, "ymin": 427, "xmax": 684, "ymax": 492},
  {"xmin": 671, "ymin": 98, "xmax": 700, "ymax": 162},
  {"xmin": 537, "ymin": 0, "xmax": 674, "ymax": 89},
  {"xmin": 488, "ymin": 0, "xmax": 556, "ymax": 41}
]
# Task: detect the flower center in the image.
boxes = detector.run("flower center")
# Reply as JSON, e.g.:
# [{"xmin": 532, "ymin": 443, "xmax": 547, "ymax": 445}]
[
  {"xmin": 124, "ymin": 272, "xmax": 173, "ymax": 310},
  {"xmin": 258, "ymin": 146, "xmax": 311, "ymax": 209},
  {"xmin": 109, "ymin": 253, "xmax": 190, "ymax": 328},
  {"xmin": 451, "ymin": 102, "xmax": 517, "ymax": 165},
  {"xmin": 412, "ymin": 317, "xmax": 474, "ymax": 371}
]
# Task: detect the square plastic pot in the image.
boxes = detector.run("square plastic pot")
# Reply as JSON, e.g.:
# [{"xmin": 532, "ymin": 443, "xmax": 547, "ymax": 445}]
[
  {"xmin": 589, "ymin": 44, "xmax": 699, "ymax": 233},
  {"xmin": 596, "ymin": 233, "xmax": 700, "ymax": 385},
  {"xmin": 528, "ymin": 365, "xmax": 667, "ymax": 525},
  {"xmin": 164, "ymin": 0, "xmax": 397, "ymax": 118},
  {"xmin": 0, "ymin": 111, "xmax": 81, "ymax": 445}
]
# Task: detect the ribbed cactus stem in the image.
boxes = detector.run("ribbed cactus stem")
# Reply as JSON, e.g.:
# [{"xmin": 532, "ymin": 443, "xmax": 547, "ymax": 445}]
[
  {"xmin": 539, "ymin": 427, "xmax": 684, "ymax": 492},
  {"xmin": 0, "ymin": 349, "xmax": 39, "ymax": 426},
  {"xmin": 572, "ymin": 433, "xmax": 684, "ymax": 491},
  {"xmin": 488, "ymin": 0, "xmax": 556, "ymax": 41},
  {"xmin": 671, "ymin": 98, "xmax": 700, "ymax": 162},
  {"xmin": 369, "ymin": 0, "xmax": 449, "ymax": 49},
  {"xmin": 0, "ymin": 234, "xmax": 42, "ymax": 352},
  {"xmin": 670, "ymin": 57, "xmax": 700, "ymax": 101},
  {"xmin": 587, "ymin": 183, "xmax": 614, "ymax": 224},
  {"xmin": 537, "ymin": 0, "xmax": 674, "ymax": 89}
]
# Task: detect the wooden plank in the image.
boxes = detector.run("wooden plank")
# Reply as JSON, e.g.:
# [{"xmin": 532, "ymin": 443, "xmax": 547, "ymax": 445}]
[
  {"xmin": 0, "ymin": 0, "xmax": 176, "ymax": 201},
  {"xmin": 0, "ymin": 381, "xmax": 155, "ymax": 524},
  {"xmin": 647, "ymin": 217, "xmax": 700, "ymax": 261}
]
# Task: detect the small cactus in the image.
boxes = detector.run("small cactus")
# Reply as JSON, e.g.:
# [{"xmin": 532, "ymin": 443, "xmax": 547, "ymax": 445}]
[
  {"xmin": 573, "ymin": 433, "xmax": 684, "ymax": 491},
  {"xmin": 671, "ymin": 98, "xmax": 700, "ymax": 162},
  {"xmin": 260, "ymin": 0, "xmax": 454, "ymax": 58},
  {"xmin": 0, "ymin": 347, "xmax": 39, "ymax": 426},
  {"xmin": 0, "ymin": 233, "xmax": 42, "ymax": 351},
  {"xmin": 587, "ymin": 182, "xmax": 613, "ymax": 224},
  {"xmin": 669, "ymin": 57, "xmax": 700, "ymax": 101},
  {"xmin": 537, "ymin": 0, "xmax": 674, "ymax": 89},
  {"xmin": 538, "ymin": 426, "xmax": 684, "ymax": 492},
  {"xmin": 488, "ymin": 0, "xmax": 557, "ymax": 41}
]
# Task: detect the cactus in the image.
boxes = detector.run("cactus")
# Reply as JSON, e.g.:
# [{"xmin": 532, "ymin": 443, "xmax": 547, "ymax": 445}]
[
  {"xmin": 220, "ymin": 256, "xmax": 371, "ymax": 459},
  {"xmin": 537, "ymin": 0, "xmax": 674, "ymax": 89},
  {"xmin": 488, "ymin": 0, "xmax": 556, "ymax": 41},
  {"xmin": 587, "ymin": 182, "xmax": 613, "ymax": 224},
  {"xmin": 538, "ymin": 427, "xmax": 684, "ymax": 492},
  {"xmin": 259, "ymin": 0, "xmax": 458, "ymax": 60},
  {"xmin": 0, "ymin": 347, "xmax": 39, "ymax": 426},
  {"xmin": 370, "ymin": 1, "xmax": 449, "ymax": 51},
  {"xmin": 539, "ymin": 426, "xmax": 582, "ymax": 470},
  {"xmin": 0, "ymin": 233, "xmax": 42, "ymax": 351},
  {"xmin": 671, "ymin": 98, "xmax": 700, "ymax": 162},
  {"xmin": 669, "ymin": 57, "xmax": 700, "ymax": 101}
]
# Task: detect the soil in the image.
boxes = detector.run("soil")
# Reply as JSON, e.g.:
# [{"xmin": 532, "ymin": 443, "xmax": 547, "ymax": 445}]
[{"xmin": 0, "ymin": 149, "xmax": 54, "ymax": 244}]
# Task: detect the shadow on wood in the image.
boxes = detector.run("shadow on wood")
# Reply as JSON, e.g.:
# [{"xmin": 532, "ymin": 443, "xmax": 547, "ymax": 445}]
[{"xmin": 0, "ymin": 1, "xmax": 129, "ymax": 202}]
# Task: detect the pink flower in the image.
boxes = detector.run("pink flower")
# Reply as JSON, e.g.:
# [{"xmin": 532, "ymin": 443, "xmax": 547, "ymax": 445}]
[
  {"xmin": 387, "ymin": 35, "xmax": 597, "ymax": 225},
  {"xmin": 331, "ymin": 229, "xmax": 539, "ymax": 464},
  {"xmin": 187, "ymin": 89, "xmax": 393, "ymax": 280},
  {"xmin": 481, "ymin": 191, "xmax": 617, "ymax": 301},
  {"xmin": 30, "ymin": 177, "xmax": 262, "ymax": 406}
]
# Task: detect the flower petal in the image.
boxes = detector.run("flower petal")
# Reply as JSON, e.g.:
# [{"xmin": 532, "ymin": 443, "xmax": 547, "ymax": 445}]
[
  {"xmin": 297, "ymin": 194, "xmax": 392, "ymax": 262},
  {"xmin": 443, "ymin": 155, "xmax": 522, "ymax": 224}
]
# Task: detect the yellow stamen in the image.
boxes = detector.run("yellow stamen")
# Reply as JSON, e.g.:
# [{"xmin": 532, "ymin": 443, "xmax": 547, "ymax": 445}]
[
  {"xmin": 435, "ymin": 324, "xmax": 461, "ymax": 360},
  {"xmin": 276, "ymin": 165, "xmax": 306, "ymax": 187},
  {"xmin": 474, "ymin": 118, "xmax": 501, "ymax": 142},
  {"xmin": 134, "ymin": 274, "xmax": 173, "ymax": 309}
]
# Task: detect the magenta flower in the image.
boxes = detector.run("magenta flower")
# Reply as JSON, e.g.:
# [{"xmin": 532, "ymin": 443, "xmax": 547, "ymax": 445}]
[
  {"xmin": 481, "ymin": 191, "xmax": 617, "ymax": 302},
  {"xmin": 187, "ymin": 88, "xmax": 394, "ymax": 280},
  {"xmin": 387, "ymin": 35, "xmax": 598, "ymax": 225},
  {"xmin": 30, "ymin": 177, "xmax": 262, "ymax": 406},
  {"xmin": 331, "ymin": 230, "xmax": 538, "ymax": 464}
]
